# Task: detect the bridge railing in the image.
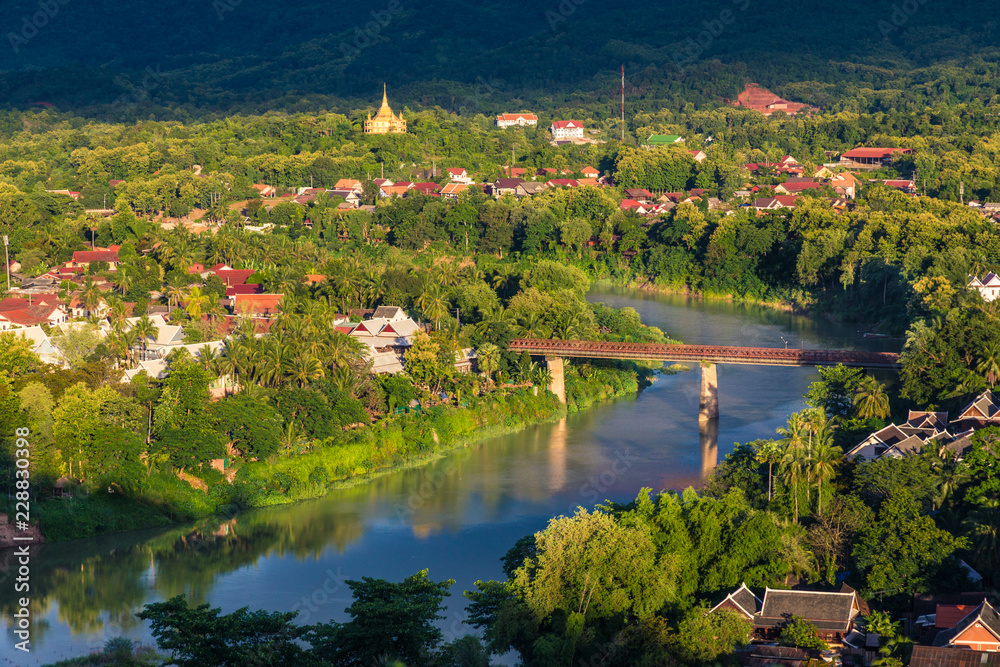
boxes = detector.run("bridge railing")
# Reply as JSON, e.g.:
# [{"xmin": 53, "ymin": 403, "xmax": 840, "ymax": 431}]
[{"xmin": 507, "ymin": 338, "xmax": 900, "ymax": 367}]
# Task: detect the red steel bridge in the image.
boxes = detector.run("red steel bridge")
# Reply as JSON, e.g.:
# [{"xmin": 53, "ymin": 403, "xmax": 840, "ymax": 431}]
[{"xmin": 508, "ymin": 339, "xmax": 900, "ymax": 369}]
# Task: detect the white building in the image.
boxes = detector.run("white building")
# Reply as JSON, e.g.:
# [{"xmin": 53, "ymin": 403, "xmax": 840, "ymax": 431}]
[
  {"xmin": 969, "ymin": 273, "xmax": 1000, "ymax": 301},
  {"xmin": 496, "ymin": 113, "xmax": 538, "ymax": 128},
  {"xmin": 549, "ymin": 120, "xmax": 585, "ymax": 140}
]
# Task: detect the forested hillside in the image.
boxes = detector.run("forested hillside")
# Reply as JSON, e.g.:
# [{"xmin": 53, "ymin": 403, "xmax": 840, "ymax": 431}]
[{"xmin": 1, "ymin": 0, "xmax": 998, "ymax": 117}]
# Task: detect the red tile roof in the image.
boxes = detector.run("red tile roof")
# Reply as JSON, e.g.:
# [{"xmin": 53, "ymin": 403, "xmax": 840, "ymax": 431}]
[
  {"xmin": 72, "ymin": 249, "xmax": 119, "ymax": 263},
  {"xmin": 233, "ymin": 293, "xmax": 284, "ymax": 316},
  {"xmin": 551, "ymin": 120, "xmax": 584, "ymax": 129},
  {"xmin": 548, "ymin": 179, "xmax": 578, "ymax": 187},
  {"xmin": 226, "ymin": 284, "xmax": 265, "ymax": 297},
  {"xmin": 842, "ymin": 147, "xmax": 912, "ymax": 159},
  {"xmin": 215, "ymin": 269, "xmax": 256, "ymax": 286},
  {"xmin": 937, "ymin": 604, "xmax": 977, "ymax": 629}
]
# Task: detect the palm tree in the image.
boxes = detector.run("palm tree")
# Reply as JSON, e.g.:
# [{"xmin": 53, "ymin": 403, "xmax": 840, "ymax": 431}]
[
  {"xmin": 810, "ymin": 440, "xmax": 842, "ymax": 516},
  {"xmin": 289, "ymin": 353, "xmax": 324, "ymax": 387},
  {"xmin": 853, "ymin": 375, "xmax": 891, "ymax": 420},
  {"xmin": 132, "ymin": 314, "xmax": 159, "ymax": 360},
  {"xmin": 197, "ymin": 345, "xmax": 221, "ymax": 377},
  {"xmin": 777, "ymin": 412, "xmax": 807, "ymax": 523},
  {"xmin": 755, "ymin": 440, "xmax": 784, "ymax": 502},
  {"xmin": 416, "ymin": 284, "xmax": 450, "ymax": 330},
  {"xmin": 165, "ymin": 283, "xmax": 186, "ymax": 314},
  {"xmin": 79, "ymin": 276, "xmax": 102, "ymax": 317},
  {"xmin": 185, "ymin": 286, "xmax": 210, "ymax": 318},
  {"xmin": 114, "ymin": 268, "xmax": 135, "ymax": 296},
  {"xmin": 476, "ymin": 343, "xmax": 500, "ymax": 385},
  {"xmin": 492, "ymin": 264, "xmax": 518, "ymax": 298},
  {"xmin": 978, "ymin": 342, "xmax": 1000, "ymax": 388}
]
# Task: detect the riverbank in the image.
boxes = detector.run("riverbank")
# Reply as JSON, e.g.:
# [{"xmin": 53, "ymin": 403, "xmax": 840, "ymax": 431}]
[
  {"xmin": 592, "ymin": 277, "xmax": 811, "ymax": 315},
  {"xmin": 25, "ymin": 363, "xmax": 647, "ymax": 544}
]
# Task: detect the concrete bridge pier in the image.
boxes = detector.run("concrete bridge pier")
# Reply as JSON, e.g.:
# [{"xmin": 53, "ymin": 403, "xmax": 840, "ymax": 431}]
[
  {"xmin": 545, "ymin": 356, "xmax": 567, "ymax": 404},
  {"xmin": 698, "ymin": 362, "xmax": 719, "ymax": 422}
]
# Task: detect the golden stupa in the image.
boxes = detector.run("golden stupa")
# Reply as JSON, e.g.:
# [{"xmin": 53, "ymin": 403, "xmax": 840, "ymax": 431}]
[{"xmin": 363, "ymin": 84, "xmax": 407, "ymax": 134}]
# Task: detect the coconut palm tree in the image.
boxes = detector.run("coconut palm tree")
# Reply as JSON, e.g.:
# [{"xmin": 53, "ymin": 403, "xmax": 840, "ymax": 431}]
[
  {"xmin": 492, "ymin": 264, "xmax": 518, "ymax": 298},
  {"xmin": 132, "ymin": 314, "xmax": 159, "ymax": 360},
  {"xmin": 853, "ymin": 375, "xmax": 891, "ymax": 420},
  {"xmin": 289, "ymin": 353, "xmax": 324, "ymax": 387},
  {"xmin": 79, "ymin": 276, "xmax": 103, "ymax": 317},
  {"xmin": 810, "ymin": 440, "xmax": 842, "ymax": 516},
  {"xmin": 165, "ymin": 283, "xmax": 187, "ymax": 314},
  {"xmin": 185, "ymin": 286, "xmax": 210, "ymax": 318},
  {"xmin": 416, "ymin": 284, "xmax": 451, "ymax": 330},
  {"xmin": 476, "ymin": 343, "xmax": 500, "ymax": 385},
  {"xmin": 777, "ymin": 412, "xmax": 807, "ymax": 523},
  {"xmin": 978, "ymin": 342, "xmax": 1000, "ymax": 388},
  {"xmin": 755, "ymin": 439, "xmax": 784, "ymax": 502}
]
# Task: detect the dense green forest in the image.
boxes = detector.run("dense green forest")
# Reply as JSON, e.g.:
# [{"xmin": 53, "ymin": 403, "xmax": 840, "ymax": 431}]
[{"xmin": 0, "ymin": 0, "xmax": 998, "ymax": 119}]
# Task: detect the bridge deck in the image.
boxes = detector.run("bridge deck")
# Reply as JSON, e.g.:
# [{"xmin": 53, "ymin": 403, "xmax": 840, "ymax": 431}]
[{"xmin": 508, "ymin": 339, "xmax": 900, "ymax": 369}]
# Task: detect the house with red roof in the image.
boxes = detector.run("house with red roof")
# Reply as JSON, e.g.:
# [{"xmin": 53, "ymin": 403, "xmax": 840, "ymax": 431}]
[
  {"xmin": 581, "ymin": 166, "xmax": 600, "ymax": 177},
  {"xmin": 839, "ymin": 147, "xmax": 913, "ymax": 170},
  {"xmin": 70, "ymin": 247, "xmax": 120, "ymax": 271},
  {"xmin": 619, "ymin": 199, "xmax": 649, "ymax": 214},
  {"xmin": 882, "ymin": 179, "xmax": 917, "ymax": 194},
  {"xmin": 233, "ymin": 293, "xmax": 284, "ymax": 317},
  {"xmin": 688, "ymin": 150, "xmax": 707, "ymax": 163},
  {"xmin": 0, "ymin": 297, "xmax": 67, "ymax": 330},
  {"xmin": 754, "ymin": 196, "xmax": 800, "ymax": 210},
  {"xmin": 932, "ymin": 600, "xmax": 1000, "ymax": 652},
  {"xmin": 730, "ymin": 83, "xmax": 817, "ymax": 116},
  {"xmin": 446, "ymin": 168, "xmax": 473, "ymax": 185},
  {"xmin": 495, "ymin": 113, "xmax": 538, "ymax": 128},
  {"xmin": 547, "ymin": 179, "xmax": 578, "ymax": 188},
  {"xmin": 213, "ymin": 267, "xmax": 256, "ymax": 287},
  {"xmin": 550, "ymin": 120, "xmax": 585, "ymax": 140},
  {"xmin": 410, "ymin": 182, "xmax": 441, "ymax": 195}
]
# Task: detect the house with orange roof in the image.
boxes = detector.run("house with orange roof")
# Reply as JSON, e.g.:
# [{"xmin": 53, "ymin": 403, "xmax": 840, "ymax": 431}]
[
  {"xmin": 581, "ymin": 166, "xmax": 600, "ymax": 177},
  {"xmin": 441, "ymin": 183, "xmax": 468, "ymax": 199},
  {"xmin": 334, "ymin": 178, "xmax": 363, "ymax": 192},
  {"xmin": 251, "ymin": 184, "xmax": 278, "ymax": 197},
  {"xmin": 495, "ymin": 113, "xmax": 538, "ymax": 128}
]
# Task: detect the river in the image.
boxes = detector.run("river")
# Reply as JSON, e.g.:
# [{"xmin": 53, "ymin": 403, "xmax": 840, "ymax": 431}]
[{"xmin": 0, "ymin": 288, "xmax": 897, "ymax": 664}]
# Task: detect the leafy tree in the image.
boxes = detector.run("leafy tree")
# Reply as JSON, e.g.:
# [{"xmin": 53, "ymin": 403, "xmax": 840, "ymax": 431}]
[
  {"xmin": 309, "ymin": 570, "xmax": 454, "ymax": 667},
  {"xmin": 137, "ymin": 595, "xmax": 313, "ymax": 667},
  {"xmin": 778, "ymin": 616, "xmax": 829, "ymax": 651},
  {"xmin": 853, "ymin": 490, "xmax": 966, "ymax": 597}
]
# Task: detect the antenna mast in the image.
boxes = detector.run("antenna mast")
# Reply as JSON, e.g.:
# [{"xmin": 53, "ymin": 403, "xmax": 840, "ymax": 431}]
[{"xmin": 621, "ymin": 64, "xmax": 625, "ymax": 143}]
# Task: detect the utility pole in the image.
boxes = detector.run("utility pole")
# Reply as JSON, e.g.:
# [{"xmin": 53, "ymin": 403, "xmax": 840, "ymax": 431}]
[
  {"xmin": 621, "ymin": 64, "xmax": 625, "ymax": 143},
  {"xmin": 960, "ymin": 181, "xmax": 965, "ymax": 205},
  {"xmin": 455, "ymin": 308, "xmax": 460, "ymax": 327},
  {"xmin": 3, "ymin": 236, "xmax": 9, "ymax": 293}
]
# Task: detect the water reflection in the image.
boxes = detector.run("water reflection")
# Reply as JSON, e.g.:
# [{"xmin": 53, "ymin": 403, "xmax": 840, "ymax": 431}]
[
  {"xmin": 547, "ymin": 419, "xmax": 568, "ymax": 493},
  {"xmin": 1, "ymin": 287, "xmax": 899, "ymax": 662},
  {"xmin": 700, "ymin": 418, "xmax": 719, "ymax": 480}
]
